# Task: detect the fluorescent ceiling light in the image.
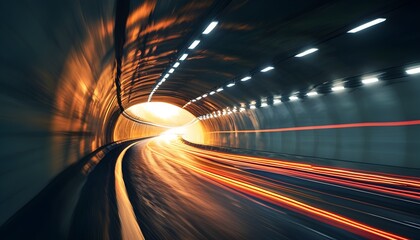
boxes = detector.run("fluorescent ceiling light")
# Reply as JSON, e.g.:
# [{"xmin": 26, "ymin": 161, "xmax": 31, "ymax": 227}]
[
  {"xmin": 261, "ymin": 102, "xmax": 268, "ymax": 107},
  {"xmin": 202, "ymin": 94, "xmax": 208, "ymax": 98},
  {"xmin": 406, "ymin": 66, "xmax": 420, "ymax": 75},
  {"xmin": 250, "ymin": 105, "xmax": 256, "ymax": 109},
  {"xmin": 196, "ymin": 96, "xmax": 202, "ymax": 100},
  {"xmin": 273, "ymin": 99, "xmax": 282, "ymax": 104},
  {"xmin": 216, "ymin": 87, "xmax": 223, "ymax": 92},
  {"xmin": 348, "ymin": 18, "xmax": 386, "ymax": 33},
  {"xmin": 188, "ymin": 40, "xmax": 200, "ymax": 49},
  {"xmin": 173, "ymin": 62, "xmax": 180, "ymax": 68},
  {"xmin": 332, "ymin": 86, "xmax": 345, "ymax": 92},
  {"xmin": 209, "ymin": 91, "xmax": 215, "ymax": 95},
  {"xmin": 164, "ymin": 74, "xmax": 169, "ymax": 78},
  {"xmin": 169, "ymin": 68, "xmax": 174, "ymax": 73},
  {"xmin": 241, "ymin": 76, "xmax": 251, "ymax": 81},
  {"xmin": 180, "ymin": 54, "xmax": 188, "ymax": 61},
  {"xmin": 261, "ymin": 66, "xmax": 274, "ymax": 72},
  {"xmin": 161, "ymin": 78, "xmax": 166, "ymax": 82},
  {"xmin": 306, "ymin": 91, "xmax": 318, "ymax": 96},
  {"xmin": 239, "ymin": 107, "xmax": 246, "ymax": 112},
  {"xmin": 157, "ymin": 82, "xmax": 161, "ymax": 86},
  {"xmin": 192, "ymin": 99, "xmax": 196, "ymax": 102},
  {"xmin": 203, "ymin": 21, "xmax": 218, "ymax": 34},
  {"xmin": 362, "ymin": 77, "xmax": 379, "ymax": 84},
  {"xmin": 289, "ymin": 96, "xmax": 299, "ymax": 101},
  {"xmin": 295, "ymin": 48, "xmax": 318, "ymax": 57},
  {"xmin": 227, "ymin": 83, "xmax": 235, "ymax": 87}
]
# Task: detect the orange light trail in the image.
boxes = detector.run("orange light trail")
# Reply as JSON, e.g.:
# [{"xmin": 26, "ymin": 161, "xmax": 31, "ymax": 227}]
[
  {"xmin": 143, "ymin": 138, "xmax": 412, "ymax": 240},
  {"xmin": 209, "ymin": 119, "xmax": 420, "ymax": 133}
]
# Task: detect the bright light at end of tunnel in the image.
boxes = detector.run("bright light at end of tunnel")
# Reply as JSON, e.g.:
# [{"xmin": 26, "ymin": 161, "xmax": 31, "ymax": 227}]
[
  {"xmin": 261, "ymin": 66, "xmax": 274, "ymax": 72},
  {"xmin": 141, "ymin": 102, "xmax": 183, "ymax": 119},
  {"xmin": 203, "ymin": 21, "xmax": 218, "ymax": 34},
  {"xmin": 347, "ymin": 18, "xmax": 386, "ymax": 33},
  {"xmin": 159, "ymin": 127, "xmax": 187, "ymax": 141},
  {"xmin": 406, "ymin": 66, "xmax": 420, "ymax": 75}
]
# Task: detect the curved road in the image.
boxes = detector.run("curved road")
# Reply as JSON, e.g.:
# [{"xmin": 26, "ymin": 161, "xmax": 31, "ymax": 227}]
[{"xmin": 118, "ymin": 136, "xmax": 420, "ymax": 240}]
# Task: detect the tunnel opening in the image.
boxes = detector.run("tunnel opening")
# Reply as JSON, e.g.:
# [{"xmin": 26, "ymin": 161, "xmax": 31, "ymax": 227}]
[{"xmin": 112, "ymin": 102, "xmax": 205, "ymax": 143}]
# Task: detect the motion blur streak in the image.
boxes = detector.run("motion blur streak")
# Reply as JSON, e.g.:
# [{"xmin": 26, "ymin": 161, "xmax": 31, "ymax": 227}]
[
  {"xmin": 122, "ymin": 137, "xmax": 419, "ymax": 239},
  {"xmin": 115, "ymin": 143, "xmax": 145, "ymax": 240},
  {"xmin": 174, "ymin": 142, "xmax": 420, "ymax": 200},
  {"xmin": 210, "ymin": 120, "xmax": 420, "ymax": 133}
]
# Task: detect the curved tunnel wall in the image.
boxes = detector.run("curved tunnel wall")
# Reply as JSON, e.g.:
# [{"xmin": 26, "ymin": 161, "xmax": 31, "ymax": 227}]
[
  {"xmin": 198, "ymin": 75, "xmax": 420, "ymax": 169},
  {"xmin": 0, "ymin": 0, "xmax": 123, "ymax": 224}
]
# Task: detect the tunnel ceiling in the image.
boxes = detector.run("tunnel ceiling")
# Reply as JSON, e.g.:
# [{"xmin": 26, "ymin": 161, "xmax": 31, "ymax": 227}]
[{"xmin": 119, "ymin": 0, "xmax": 419, "ymax": 116}]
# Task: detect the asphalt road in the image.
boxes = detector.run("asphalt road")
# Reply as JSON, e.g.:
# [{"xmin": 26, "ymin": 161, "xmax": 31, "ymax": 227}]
[{"xmin": 120, "ymin": 136, "xmax": 420, "ymax": 240}]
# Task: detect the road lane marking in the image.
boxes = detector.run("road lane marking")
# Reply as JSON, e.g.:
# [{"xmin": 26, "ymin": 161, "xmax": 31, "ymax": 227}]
[{"xmin": 115, "ymin": 142, "xmax": 145, "ymax": 240}]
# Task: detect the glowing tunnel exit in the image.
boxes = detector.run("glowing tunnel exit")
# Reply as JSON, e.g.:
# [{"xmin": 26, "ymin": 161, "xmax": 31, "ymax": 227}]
[{"xmin": 113, "ymin": 102, "xmax": 205, "ymax": 143}]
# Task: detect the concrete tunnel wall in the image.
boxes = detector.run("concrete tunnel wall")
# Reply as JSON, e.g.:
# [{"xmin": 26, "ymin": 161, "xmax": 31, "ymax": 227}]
[
  {"xmin": 0, "ymin": 0, "xmax": 148, "ymax": 225},
  {"xmin": 198, "ymin": 75, "xmax": 420, "ymax": 169}
]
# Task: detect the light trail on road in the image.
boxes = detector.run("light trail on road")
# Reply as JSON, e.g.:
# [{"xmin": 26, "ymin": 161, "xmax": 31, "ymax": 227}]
[{"xmin": 118, "ymin": 137, "xmax": 420, "ymax": 239}]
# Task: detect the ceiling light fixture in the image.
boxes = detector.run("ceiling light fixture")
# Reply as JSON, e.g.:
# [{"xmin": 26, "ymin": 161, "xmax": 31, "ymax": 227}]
[
  {"xmin": 164, "ymin": 74, "xmax": 169, "ymax": 78},
  {"xmin": 332, "ymin": 86, "xmax": 345, "ymax": 92},
  {"xmin": 306, "ymin": 91, "xmax": 318, "ymax": 96},
  {"xmin": 261, "ymin": 102, "xmax": 268, "ymax": 107},
  {"xmin": 173, "ymin": 62, "xmax": 180, "ymax": 68},
  {"xmin": 227, "ymin": 83, "xmax": 235, "ymax": 87},
  {"xmin": 203, "ymin": 21, "xmax": 218, "ymax": 34},
  {"xmin": 347, "ymin": 18, "xmax": 386, "ymax": 33},
  {"xmin": 196, "ymin": 96, "xmax": 202, "ymax": 100},
  {"xmin": 241, "ymin": 76, "xmax": 252, "ymax": 81},
  {"xmin": 261, "ymin": 66, "xmax": 274, "ymax": 72},
  {"xmin": 362, "ymin": 77, "xmax": 379, "ymax": 84},
  {"xmin": 180, "ymin": 54, "xmax": 188, "ymax": 61},
  {"xmin": 209, "ymin": 91, "xmax": 215, "ymax": 95},
  {"xmin": 202, "ymin": 94, "xmax": 208, "ymax": 98},
  {"xmin": 273, "ymin": 99, "xmax": 282, "ymax": 104},
  {"xmin": 188, "ymin": 40, "xmax": 201, "ymax": 49},
  {"xmin": 406, "ymin": 66, "xmax": 420, "ymax": 75},
  {"xmin": 169, "ymin": 68, "xmax": 175, "ymax": 73},
  {"xmin": 295, "ymin": 48, "xmax": 318, "ymax": 57},
  {"xmin": 217, "ymin": 87, "xmax": 223, "ymax": 92},
  {"xmin": 289, "ymin": 96, "xmax": 299, "ymax": 101}
]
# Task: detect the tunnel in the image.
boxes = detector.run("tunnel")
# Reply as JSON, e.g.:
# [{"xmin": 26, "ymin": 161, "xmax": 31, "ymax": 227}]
[{"xmin": 1, "ymin": 0, "xmax": 420, "ymax": 239}]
